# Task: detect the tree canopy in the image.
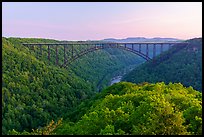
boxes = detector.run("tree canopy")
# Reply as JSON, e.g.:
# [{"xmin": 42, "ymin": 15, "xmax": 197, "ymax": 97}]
[
  {"xmin": 54, "ymin": 82, "xmax": 202, "ymax": 135},
  {"xmin": 123, "ymin": 38, "xmax": 202, "ymax": 92}
]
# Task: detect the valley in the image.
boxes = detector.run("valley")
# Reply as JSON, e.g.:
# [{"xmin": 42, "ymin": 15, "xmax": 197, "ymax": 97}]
[
  {"xmin": 2, "ymin": 2, "xmax": 202, "ymax": 135},
  {"xmin": 2, "ymin": 37, "xmax": 202, "ymax": 135}
]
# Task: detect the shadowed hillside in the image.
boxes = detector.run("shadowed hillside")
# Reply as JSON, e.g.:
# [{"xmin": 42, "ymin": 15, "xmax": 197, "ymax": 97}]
[{"xmin": 122, "ymin": 38, "xmax": 202, "ymax": 91}]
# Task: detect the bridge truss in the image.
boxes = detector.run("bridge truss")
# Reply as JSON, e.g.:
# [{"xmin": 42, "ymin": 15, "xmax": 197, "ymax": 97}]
[{"xmin": 22, "ymin": 42, "xmax": 188, "ymax": 68}]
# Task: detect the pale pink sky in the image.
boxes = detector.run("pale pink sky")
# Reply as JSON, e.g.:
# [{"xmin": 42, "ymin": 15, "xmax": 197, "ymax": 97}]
[{"xmin": 2, "ymin": 2, "xmax": 202, "ymax": 40}]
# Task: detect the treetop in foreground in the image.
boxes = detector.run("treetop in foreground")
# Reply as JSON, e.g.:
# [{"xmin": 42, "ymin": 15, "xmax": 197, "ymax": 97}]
[{"xmin": 54, "ymin": 82, "xmax": 202, "ymax": 135}]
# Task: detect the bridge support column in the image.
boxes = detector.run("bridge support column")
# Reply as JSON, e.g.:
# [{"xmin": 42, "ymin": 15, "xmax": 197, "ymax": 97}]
[
  {"xmin": 124, "ymin": 44, "xmax": 126, "ymax": 48},
  {"xmin": 56, "ymin": 46, "xmax": 58, "ymax": 65},
  {"xmin": 160, "ymin": 43, "xmax": 163, "ymax": 53},
  {"xmin": 72, "ymin": 44, "xmax": 74, "ymax": 58},
  {"xmin": 36, "ymin": 45, "xmax": 39, "ymax": 59},
  {"xmin": 146, "ymin": 44, "xmax": 149, "ymax": 57},
  {"xmin": 132, "ymin": 44, "xmax": 134, "ymax": 50},
  {"xmin": 40, "ymin": 45, "xmax": 42, "ymax": 56},
  {"xmin": 139, "ymin": 44, "xmax": 141, "ymax": 53},
  {"xmin": 153, "ymin": 44, "xmax": 156, "ymax": 58},
  {"xmin": 32, "ymin": 45, "xmax": 34, "ymax": 51},
  {"xmin": 48, "ymin": 45, "xmax": 50, "ymax": 63},
  {"xmin": 64, "ymin": 45, "xmax": 66, "ymax": 65}
]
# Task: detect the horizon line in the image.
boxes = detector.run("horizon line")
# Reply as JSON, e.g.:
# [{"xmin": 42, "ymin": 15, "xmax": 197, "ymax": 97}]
[{"xmin": 3, "ymin": 36, "xmax": 202, "ymax": 41}]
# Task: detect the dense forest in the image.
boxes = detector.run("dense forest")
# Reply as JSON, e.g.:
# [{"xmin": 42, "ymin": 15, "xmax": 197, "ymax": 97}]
[
  {"xmin": 5, "ymin": 37, "xmax": 144, "ymax": 90},
  {"xmin": 9, "ymin": 82, "xmax": 202, "ymax": 135},
  {"xmin": 122, "ymin": 38, "xmax": 202, "ymax": 92},
  {"xmin": 2, "ymin": 37, "xmax": 143, "ymax": 134},
  {"xmin": 2, "ymin": 37, "xmax": 202, "ymax": 135}
]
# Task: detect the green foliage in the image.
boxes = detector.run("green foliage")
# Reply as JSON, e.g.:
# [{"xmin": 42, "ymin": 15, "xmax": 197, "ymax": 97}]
[
  {"xmin": 3, "ymin": 37, "xmax": 202, "ymax": 135},
  {"xmin": 8, "ymin": 118, "xmax": 63, "ymax": 135},
  {"xmin": 2, "ymin": 37, "xmax": 142, "ymax": 134},
  {"xmin": 6, "ymin": 37, "xmax": 143, "ymax": 91},
  {"xmin": 123, "ymin": 38, "xmax": 202, "ymax": 91},
  {"xmin": 2, "ymin": 37, "xmax": 93, "ymax": 134},
  {"xmin": 99, "ymin": 125, "xmax": 115, "ymax": 135},
  {"xmin": 55, "ymin": 82, "xmax": 202, "ymax": 135}
]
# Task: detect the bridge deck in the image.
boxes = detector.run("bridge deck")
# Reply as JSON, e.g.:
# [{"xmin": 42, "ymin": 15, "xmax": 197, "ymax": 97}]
[
  {"xmin": 21, "ymin": 41, "xmax": 189, "ymax": 67},
  {"xmin": 22, "ymin": 42, "xmax": 188, "ymax": 45}
]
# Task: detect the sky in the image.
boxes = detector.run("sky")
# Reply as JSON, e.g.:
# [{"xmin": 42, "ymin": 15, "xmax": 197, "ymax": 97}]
[{"xmin": 2, "ymin": 2, "xmax": 202, "ymax": 41}]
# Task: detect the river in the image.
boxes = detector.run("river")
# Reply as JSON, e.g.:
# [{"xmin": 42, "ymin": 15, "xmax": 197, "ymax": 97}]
[
  {"xmin": 110, "ymin": 75, "xmax": 123, "ymax": 85},
  {"xmin": 109, "ymin": 65, "xmax": 136, "ymax": 85}
]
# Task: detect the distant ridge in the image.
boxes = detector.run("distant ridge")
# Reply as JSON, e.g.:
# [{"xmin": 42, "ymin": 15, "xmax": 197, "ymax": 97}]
[{"xmin": 102, "ymin": 37, "xmax": 183, "ymax": 42}]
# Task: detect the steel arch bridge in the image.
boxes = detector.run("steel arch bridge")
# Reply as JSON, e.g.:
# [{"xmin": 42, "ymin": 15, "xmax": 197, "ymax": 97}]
[{"xmin": 22, "ymin": 42, "xmax": 188, "ymax": 68}]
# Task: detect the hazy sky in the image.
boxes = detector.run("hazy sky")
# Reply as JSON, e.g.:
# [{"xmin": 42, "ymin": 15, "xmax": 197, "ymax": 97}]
[{"xmin": 2, "ymin": 2, "xmax": 202, "ymax": 41}]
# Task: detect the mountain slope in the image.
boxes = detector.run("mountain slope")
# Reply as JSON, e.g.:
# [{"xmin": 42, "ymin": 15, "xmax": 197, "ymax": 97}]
[
  {"xmin": 53, "ymin": 82, "xmax": 202, "ymax": 135},
  {"xmin": 122, "ymin": 38, "xmax": 202, "ymax": 91},
  {"xmin": 6, "ymin": 37, "xmax": 145, "ymax": 90},
  {"xmin": 2, "ymin": 37, "xmax": 95, "ymax": 134},
  {"xmin": 2, "ymin": 37, "xmax": 144, "ymax": 134}
]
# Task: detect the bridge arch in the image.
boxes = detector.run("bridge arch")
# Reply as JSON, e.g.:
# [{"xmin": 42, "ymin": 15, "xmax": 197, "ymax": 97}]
[
  {"xmin": 22, "ymin": 42, "xmax": 188, "ymax": 68},
  {"xmin": 61, "ymin": 44, "xmax": 151, "ymax": 68}
]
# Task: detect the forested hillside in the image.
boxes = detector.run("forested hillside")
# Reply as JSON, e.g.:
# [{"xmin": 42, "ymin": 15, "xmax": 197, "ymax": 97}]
[
  {"xmin": 5, "ymin": 37, "xmax": 144, "ymax": 90},
  {"xmin": 122, "ymin": 38, "xmax": 202, "ymax": 91},
  {"xmin": 2, "ymin": 37, "xmax": 143, "ymax": 134},
  {"xmin": 2, "ymin": 37, "xmax": 202, "ymax": 135},
  {"xmin": 14, "ymin": 82, "xmax": 201, "ymax": 135},
  {"xmin": 2, "ymin": 38, "xmax": 93, "ymax": 134}
]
